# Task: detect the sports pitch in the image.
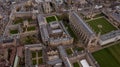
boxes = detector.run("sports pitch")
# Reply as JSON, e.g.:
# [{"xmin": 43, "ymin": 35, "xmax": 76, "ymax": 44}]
[
  {"xmin": 92, "ymin": 44, "xmax": 120, "ymax": 67},
  {"xmin": 87, "ymin": 17, "xmax": 117, "ymax": 35}
]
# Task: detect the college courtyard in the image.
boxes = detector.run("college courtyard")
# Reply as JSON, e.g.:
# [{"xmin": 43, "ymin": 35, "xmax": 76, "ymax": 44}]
[
  {"xmin": 87, "ymin": 17, "xmax": 117, "ymax": 35},
  {"xmin": 1, "ymin": 0, "xmax": 120, "ymax": 67}
]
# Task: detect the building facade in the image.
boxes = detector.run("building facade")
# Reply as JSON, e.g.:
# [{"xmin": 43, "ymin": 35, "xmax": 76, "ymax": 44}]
[
  {"xmin": 69, "ymin": 11, "xmax": 98, "ymax": 47},
  {"xmin": 38, "ymin": 14, "xmax": 73, "ymax": 46}
]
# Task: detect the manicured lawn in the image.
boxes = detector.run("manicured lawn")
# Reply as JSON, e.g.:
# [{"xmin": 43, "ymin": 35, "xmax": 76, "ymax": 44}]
[
  {"xmin": 27, "ymin": 17, "xmax": 33, "ymax": 22},
  {"xmin": 14, "ymin": 18, "xmax": 24, "ymax": 24},
  {"xmin": 38, "ymin": 50, "xmax": 42, "ymax": 57},
  {"xmin": 56, "ymin": 15, "xmax": 61, "ymax": 21},
  {"xmin": 13, "ymin": 17, "xmax": 34, "ymax": 24},
  {"xmin": 31, "ymin": 51, "xmax": 43, "ymax": 65},
  {"xmin": 38, "ymin": 58, "xmax": 43, "ymax": 64},
  {"xmin": 87, "ymin": 17, "xmax": 117, "ymax": 35},
  {"xmin": 73, "ymin": 62, "xmax": 80, "ymax": 67},
  {"xmin": 10, "ymin": 29, "xmax": 18, "ymax": 34},
  {"xmin": 23, "ymin": 36, "xmax": 35, "ymax": 44},
  {"xmin": 66, "ymin": 48, "xmax": 73, "ymax": 55},
  {"xmin": 27, "ymin": 26, "xmax": 36, "ymax": 31},
  {"xmin": 46, "ymin": 16, "xmax": 57, "ymax": 23},
  {"xmin": 32, "ymin": 59, "xmax": 37, "ymax": 65},
  {"xmin": 31, "ymin": 51, "xmax": 36, "ymax": 58},
  {"xmin": 93, "ymin": 13, "xmax": 104, "ymax": 18},
  {"xmin": 92, "ymin": 44, "xmax": 120, "ymax": 67},
  {"xmin": 73, "ymin": 47, "xmax": 84, "ymax": 52}
]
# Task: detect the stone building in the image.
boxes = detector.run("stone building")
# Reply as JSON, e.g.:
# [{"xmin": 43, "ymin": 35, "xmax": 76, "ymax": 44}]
[
  {"xmin": 69, "ymin": 11, "xmax": 98, "ymax": 47},
  {"xmin": 25, "ymin": 44, "xmax": 43, "ymax": 67},
  {"xmin": 99, "ymin": 30, "xmax": 120, "ymax": 45},
  {"xmin": 38, "ymin": 14, "xmax": 73, "ymax": 46},
  {"xmin": 43, "ymin": 1, "xmax": 52, "ymax": 13}
]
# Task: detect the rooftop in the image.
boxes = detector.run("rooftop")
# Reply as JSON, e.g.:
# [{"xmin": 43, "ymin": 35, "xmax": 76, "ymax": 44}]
[
  {"xmin": 71, "ymin": 12, "xmax": 95, "ymax": 37},
  {"xmin": 100, "ymin": 30, "xmax": 120, "ymax": 41}
]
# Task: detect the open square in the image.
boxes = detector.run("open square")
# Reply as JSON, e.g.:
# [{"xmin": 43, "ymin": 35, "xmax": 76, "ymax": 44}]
[{"xmin": 87, "ymin": 17, "xmax": 117, "ymax": 35}]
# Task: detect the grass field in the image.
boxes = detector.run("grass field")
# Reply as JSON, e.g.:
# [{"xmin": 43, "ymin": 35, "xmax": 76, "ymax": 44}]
[
  {"xmin": 38, "ymin": 58, "xmax": 43, "ymax": 64},
  {"xmin": 66, "ymin": 48, "xmax": 73, "ymax": 55},
  {"xmin": 31, "ymin": 50, "xmax": 43, "ymax": 65},
  {"xmin": 10, "ymin": 29, "xmax": 18, "ymax": 34},
  {"xmin": 73, "ymin": 62, "xmax": 80, "ymax": 67},
  {"xmin": 14, "ymin": 18, "xmax": 24, "ymax": 24},
  {"xmin": 73, "ymin": 47, "xmax": 84, "ymax": 52},
  {"xmin": 46, "ymin": 16, "xmax": 57, "ymax": 23},
  {"xmin": 31, "ymin": 51, "xmax": 36, "ymax": 58},
  {"xmin": 13, "ymin": 17, "xmax": 34, "ymax": 24},
  {"xmin": 32, "ymin": 59, "xmax": 37, "ymax": 65},
  {"xmin": 92, "ymin": 44, "xmax": 120, "ymax": 67},
  {"xmin": 23, "ymin": 36, "xmax": 35, "ymax": 44},
  {"xmin": 87, "ymin": 17, "xmax": 117, "ymax": 35},
  {"xmin": 27, "ymin": 17, "xmax": 34, "ymax": 22},
  {"xmin": 38, "ymin": 50, "xmax": 42, "ymax": 57},
  {"xmin": 27, "ymin": 26, "xmax": 36, "ymax": 31}
]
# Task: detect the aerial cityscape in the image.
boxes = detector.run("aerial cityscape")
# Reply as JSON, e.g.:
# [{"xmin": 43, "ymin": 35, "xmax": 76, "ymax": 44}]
[{"xmin": 0, "ymin": 0, "xmax": 120, "ymax": 67}]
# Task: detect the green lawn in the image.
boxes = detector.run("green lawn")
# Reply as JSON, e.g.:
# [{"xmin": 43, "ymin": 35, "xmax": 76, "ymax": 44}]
[
  {"xmin": 73, "ymin": 47, "xmax": 84, "ymax": 52},
  {"xmin": 38, "ymin": 50, "xmax": 42, "ymax": 57},
  {"xmin": 32, "ymin": 51, "xmax": 43, "ymax": 65},
  {"xmin": 14, "ymin": 18, "xmax": 24, "ymax": 24},
  {"xmin": 56, "ymin": 15, "xmax": 62, "ymax": 21},
  {"xmin": 23, "ymin": 36, "xmax": 35, "ymax": 44},
  {"xmin": 32, "ymin": 59, "xmax": 37, "ymax": 65},
  {"xmin": 27, "ymin": 17, "xmax": 34, "ymax": 22},
  {"xmin": 92, "ymin": 44, "xmax": 120, "ymax": 67},
  {"xmin": 93, "ymin": 13, "xmax": 104, "ymax": 18},
  {"xmin": 87, "ymin": 17, "xmax": 117, "ymax": 35},
  {"xmin": 27, "ymin": 26, "xmax": 36, "ymax": 31},
  {"xmin": 10, "ymin": 29, "xmax": 18, "ymax": 34},
  {"xmin": 13, "ymin": 17, "xmax": 34, "ymax": 24},
  {"xmin": 31, "ymin": 51, "xmax": 36, "ymax": 58},
  {"xmin": 46, "ymin": 16, "xmax": 57, "ymax": 23},
  {"xmin": 73, "ymin": 62, "xmax": 80, "ymax": 67},
  {"xmin": 38, "ymin": 58, "xmax": 43, "ymax": 64},
  {"xmin": 66, "ymin": 48, "xmax": 73, "ymax": 55}
]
